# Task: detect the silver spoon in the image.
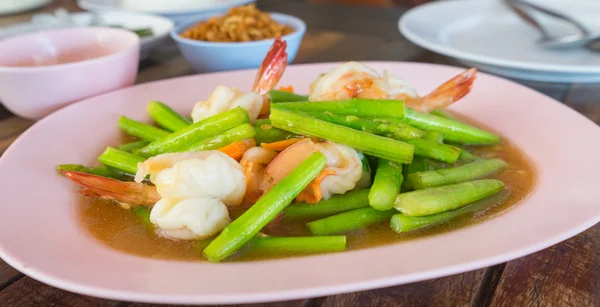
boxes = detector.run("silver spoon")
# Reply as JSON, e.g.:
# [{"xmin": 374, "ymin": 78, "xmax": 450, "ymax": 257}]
[{"xmin": 504, "ymin": 0, "xmax": 600, "ymax": 50}]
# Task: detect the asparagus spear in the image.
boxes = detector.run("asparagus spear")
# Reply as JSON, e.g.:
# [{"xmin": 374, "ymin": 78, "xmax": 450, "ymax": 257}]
[
  {"xmin": 423, "ymin": 130, "xmax": 444, "ymax": 143},
  {"xmin": 405, "ymin": 139, "xmax": 461, "ymax": 163},
  {"xmin": 134, "ymin": 107, "xmax": 249, "ymax": 157},
  {"xmin": 254, "ymin": 119, "xmax": 297, "ymax": 144},
  {"xmin": 132, "ymin": 207, "xmax": 153, "ymax": 229},
  {"xmin": 98, "ymin": 147, "xmax": 145, "ymax": 175},
  {"xmin": 247, "ymin": 236, "xmax": 346, "ymax": 254},
  {"xmin": 369, "ymin": 159, "xmax": 403, "ymax": 211},
  {"xmin": 458, "ymin": 147, "xmax": 479, "ymax": 162},
  {"xmin": 178, "ymin": 123, "xmax": 255, "ymax": 152},
  {"xmin": 269, "ymin": 90, "xmax": 309, "ymax": 102},
  {"xmin": 394, "ymin": 179, "xmax": 504, "ymax": 216},
  {"xmin": 307, "ymin": 207, "xmax": 395, "ymax": 236},
  {"xmin": 403, "ymin": 108, "xmax": 500, "ymax": 145},
  {"xmin": 269, "ymin": 109, "xmax": 415, "ymax": 164},
  {"xmin": 273, "ymin": 98, "xmax": 405, "ymax": 118},
  {"xmin": 391, "ymin": 190, "xmax": 508, "ymax": 233},
  {"xmin": 284, "ymin": 189, "xmax": 370, "ymax": 219},
  {"xmin": 407, "ymin": 158, "xmax": 507, "ymax": 189},
  {"xmin": 203, "ymin": 152, "xmax": 327, "ymax": 262},
  {"xmin": 118, "ymin": 116, "xmax": 170, "ymax": 141},
  {"xmin": 401, "ymin": 156, "xmax": 433, "ymax": 191},
  {"xmin": 429, "ymin": 109, "xmax": 459, "ymax": 121},
  {"xmin": 146, "ymin": 100, "xmax": 191, "ymax": 132},
  {"xmin": 117, "ymin": 140, "xmax": 150, "ymax": 152},
  {"xmin": 303, "ymin": 111, "xmax": 424, "ymax": 140},
  {"xmin": 56, "ymin": 164, "xmax": 121, "ymax": 179}
]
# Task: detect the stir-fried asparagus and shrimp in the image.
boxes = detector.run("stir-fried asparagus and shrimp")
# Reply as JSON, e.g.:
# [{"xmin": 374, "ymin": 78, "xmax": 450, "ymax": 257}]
[{"xmin": 59, "ymin": 37, "xmax": 535, "ymax": 262}]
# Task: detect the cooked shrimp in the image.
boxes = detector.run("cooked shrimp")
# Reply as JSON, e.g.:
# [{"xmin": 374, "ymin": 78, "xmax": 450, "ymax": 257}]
[
  {"xmin": 308, "ymin": 61, "xmax": 477, "ymax": 113},
  {"xmin": 61, "ymin": 170, "xmax": 159, "ymax": 207},
  {"xmin": 151, "ymin": 196, "xmax": 230, "ymax": 240},
  {"xmin": 191, "ymin": 37, "xmax": 288, "ymax": 123},
  {"xmin": 135, "ymin": 151, "xmax": 246, "ymax": 206},
  {"xmin": 240, "ymin": 147, "xmax": 278, "ymax": 205},
  {"xmin": 261, "ymin": 139, "xmax": 363, "ymax": 204}
]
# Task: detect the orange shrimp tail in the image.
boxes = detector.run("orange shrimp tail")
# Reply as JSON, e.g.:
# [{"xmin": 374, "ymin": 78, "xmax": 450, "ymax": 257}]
[
  {"xmin": 61, "ymin": 171, "xmax": 160, "ymax": 206},
  {"xmin": 414, "ymin": 68, "xmax": 477, "ymax": 113},
  {"xmin": 295, "ymin": 169, "xmax": 336, "ymax": 204},
  {"xmin": 252, "ymin": 36, "xmax": 288, "ymax": 97}
]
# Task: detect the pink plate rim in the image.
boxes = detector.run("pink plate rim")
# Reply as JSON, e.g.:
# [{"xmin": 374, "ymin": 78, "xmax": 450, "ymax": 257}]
[{"xmin": 1, "ymin": 61, "xmax": 599, "ymax": 304}]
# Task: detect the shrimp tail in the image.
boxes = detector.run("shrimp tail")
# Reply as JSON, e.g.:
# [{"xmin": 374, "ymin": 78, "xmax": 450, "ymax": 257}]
[
  {"xmin": 61, "ymin": 170, "xmax": 160, "ymax": 206},
  {"xmin": 414, "ymin": 68, "xmax": 477, "ymax": 113},
  {"xmin": 252, "ymin": 36, "xmax": 288, "ymax": 98}
]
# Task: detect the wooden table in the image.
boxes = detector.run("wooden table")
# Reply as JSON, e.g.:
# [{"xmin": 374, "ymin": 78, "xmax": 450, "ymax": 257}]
[{"xmin": 1, "ymin": 0, "xmax": 599, "ymax": 306}]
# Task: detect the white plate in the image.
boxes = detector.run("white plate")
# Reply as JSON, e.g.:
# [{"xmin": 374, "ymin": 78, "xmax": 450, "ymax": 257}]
[
  {"xmin": 1, "ymin": 62, "xmax": 600, "ymax": 304},
  {"xmin": 0, "ymin": 11, "xmax": 174, "ymax": 60},
  {"xmin": 399, "ymin": 0, "xmax": 600, "ymax": 83},
  {"xmin": 77, "ymin": 0, "xmax": 256, "ymax": 25}
]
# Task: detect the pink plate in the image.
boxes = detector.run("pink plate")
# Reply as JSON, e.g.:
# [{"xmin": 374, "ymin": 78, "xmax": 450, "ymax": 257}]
[{"xmin": 1, "ymin": 62, "xmax": 600, "ymax": 304}]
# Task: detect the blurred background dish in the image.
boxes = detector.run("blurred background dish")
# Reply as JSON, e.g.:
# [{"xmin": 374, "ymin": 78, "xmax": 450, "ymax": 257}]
[
  {"xmin": 0, "ymin": 10, "xmax": 174, "ymax": 60},
  {"xmin": 171, "ymin": 10, "xmax": 305, "ymax": 73},
  {"xmin": 77, "ymin": 0, "xmax": 256, "ymax": 25},
  {"xmin": 0, "ymin": 0, "xmax": 51, "ymax": 15},
  {"xmin": 399, "ymin": 0, "xmax": 600, "ymax": 83},
  {"xmin": 0, "ymin": 27, "xmax": 140, "ymax": 119}
]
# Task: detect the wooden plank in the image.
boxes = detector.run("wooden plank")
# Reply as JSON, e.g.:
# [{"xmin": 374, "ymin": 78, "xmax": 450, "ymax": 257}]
[
  {"xmin": 317, "ymin": 269, "xmax": 486, "ymax": 307},
  {"xmin": 0, "ymin": 277, "xmax": 122, "ymax": 307},
  {"xmin": 0, "ymin": 116, "xmax": 35, "ymax": 156},
  {"xmin": 0, "ymin": 260, "xmax": 22, "ymax": 289},
  {"xmin": 489, "ymin": 224, "xmax": 600, "ymax": 307}
]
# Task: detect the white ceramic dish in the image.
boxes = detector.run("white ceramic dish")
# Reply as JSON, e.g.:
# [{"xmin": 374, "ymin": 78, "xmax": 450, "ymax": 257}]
[
  {"xmin": 0, "ymin": 11, "xmax": 174, "ymax": 60},
  {"xmin": 77, "ymin": 0, "xmax": 256, "ymax": 25},
  {"xmin": 399, "ymin": 0, "xmax": 600, "ymax": 83},
  {"xmin": 0, "ymin": 0, "xmax": 51, "ymax": 15},
  {"xmin": 1, "ymin": 62, "xmax": 600, "ymax": 304}
]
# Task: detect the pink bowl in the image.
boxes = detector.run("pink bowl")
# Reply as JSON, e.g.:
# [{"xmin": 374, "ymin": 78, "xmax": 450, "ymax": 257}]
[{"xmin": 0, "ymin": 27, "xmax": 140, "ymax": 119}]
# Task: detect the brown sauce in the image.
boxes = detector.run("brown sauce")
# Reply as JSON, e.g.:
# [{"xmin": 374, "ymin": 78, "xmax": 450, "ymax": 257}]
[{"xmin": 78, "ymin": 113, "xmax": 536, "ymax": 262}]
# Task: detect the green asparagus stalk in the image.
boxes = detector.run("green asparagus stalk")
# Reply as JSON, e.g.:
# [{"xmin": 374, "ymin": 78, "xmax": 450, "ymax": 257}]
[
  {"xmin": 273, "ymin": 98, "xmax": 405, "ymax": 118},
  {"xmin": 303, "ymin": 111, "xmax": 424, "ymax": 140},
  {"xmin": 429, "ymin": 109, "xmax": 459, "ymax": 121},
  {"xmin": 247, "ymin": 236, "xmax": 346, "ymax": 254},
  {"xmin": 98, "ymin": 147, "xmax": 145, "ymax": 175},
  {"xmin": 253, "ymin": 119, "xmax": 297, "ymax": 144},
  {"xmin": 56, "ymin": 164, "xmax": 121, "ymax": 179},
  {"xmin": 369, "ymin": 159, "xmax": 403, "ymax": 211},
  {"xmin": 203, "ymin": 152, "xmax": 327, "ymax": 262},
  {"xmin": 401, "ymin": 156, "xmax": 433, "ymax": 191},
  {"xmin": 117, "ymin": 140, "xmax": 150, "ymax": 152},
  {"xmin": 134, "ymin": 107, "xmax": 249, "ymax": 157},
  {"xmin": 284, "ymin": 189, "xmax": 370, "ymax": 219},
  {"xmin": 146, "ymin": 100, "xmax": 191, "ymax": 132},
  {"xmin": 407, "ymin": 158, "xmax": 507, "ymax": 189},
  {"xmin": 269, "ymin": 90, "xmax": 309, "ymax": 102},
  {"xmin": 307, "ymin": 207, "xmax": 395, "ymax": 236},
  {"xmin": 394, "ymin": 179, "xmax": 504, "ymax": 216},
  {"xmin": 118, "ymin": 116, "xmax": 170, "ymax": 141},
  {"xmin": 405, "ymin": 139, "xmax": 461, "ymax": 163},
  {"xmin": 458, "ymin": 147, "xmax": 479, "ymax": 162},
  {"xmin": 178, "ymin": 123, "xmax": 255, "ymax": 152},
  {"xmin": 403, "ymin": 108, "xmax": 500, "ymax": 145},
  {"xmin": 132, "ymin": 207, "xmax": 153, "ymax": 229},
  {"xmin": 423, "ymin": 130, "xmax": 444, "ymax": 143},
  {"xmin": 269, "ymin": 109, "xmax": 415, "ymax": 164},
  {"xmin": 391, "ymin": 190, "xmax": 508, "ymax": 233}
]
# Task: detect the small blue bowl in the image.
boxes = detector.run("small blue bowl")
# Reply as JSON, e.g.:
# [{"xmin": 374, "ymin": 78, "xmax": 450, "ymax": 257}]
[{"xmin": 171, "ymin": 12, "xmax": 306, "ymax": 73}]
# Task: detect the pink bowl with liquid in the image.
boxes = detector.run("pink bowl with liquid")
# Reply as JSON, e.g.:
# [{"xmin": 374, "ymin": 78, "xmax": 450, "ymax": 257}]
[{"xmin": 0, "ymin": 27, "xmax": 140, "ymax": 119}]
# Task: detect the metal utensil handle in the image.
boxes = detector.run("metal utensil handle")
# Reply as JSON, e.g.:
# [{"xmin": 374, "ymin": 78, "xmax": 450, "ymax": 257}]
[
  {"xmin": 517, "ymin": 0, "xmax": 591, "ymax": 35},
  {"xmin": 503, "ymin": 0, "xmax": 552, "ymax": 39}
]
